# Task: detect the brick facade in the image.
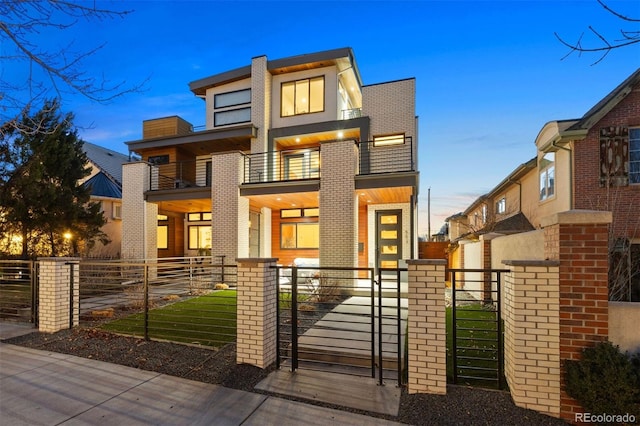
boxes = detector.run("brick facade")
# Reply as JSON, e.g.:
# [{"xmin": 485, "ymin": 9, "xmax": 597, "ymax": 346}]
[
  {"xmin": 319, "ymin": 139, "xmax": 358, "ymax": 270},
  {"xmin": 38, "ymin": 258, "xmax": 80, "ymax": 333},
  {"xmin": 122, "ymin": 162, "xmax": 158, "ymax": 259},
  {"xmin": 573, "ymin": 83, "xmax": 640, "ymax": 238},
  {"xmin": 235, "ymin": 258, "xmax": 277, "ymax": 368},
  {"xmin": 406, "ymin": 259, "xmax": 447, "ymax": 395},
  {"xmin": 211, "ymin": 152, "xmax": 249, "ymax": 261},
  {"xmin": 503, "ymin": 261, "xmax": 561, "ymax": 417},
  {"xmin": 540, "ymin": 210, "xmax": 612, "ymax": 421}
]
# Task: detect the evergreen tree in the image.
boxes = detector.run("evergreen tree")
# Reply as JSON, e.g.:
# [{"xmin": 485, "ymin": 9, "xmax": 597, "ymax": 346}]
[{"xmin": 0, "ymin": 99, "xmax": 107, "ymax": 258}]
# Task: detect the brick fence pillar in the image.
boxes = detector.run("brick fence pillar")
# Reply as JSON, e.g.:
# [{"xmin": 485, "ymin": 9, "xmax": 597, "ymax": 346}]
[
  {"xmin": 502, "ymin": 260, "xmax": 561, "ymax": 417},
  {"xmin": 235, "ymin": 258, "xmax": 278, "ymax": 368},
  {"xmin": 540, "ymin": 210, "xmax": 612, "ymax": 421},
  {"xmin": 38, "ymin": 257, "xmax": 80, "ymax": 333},
  {"xmin": 406, "ymin": 259, "xmax": 447, "ymax": 394}
]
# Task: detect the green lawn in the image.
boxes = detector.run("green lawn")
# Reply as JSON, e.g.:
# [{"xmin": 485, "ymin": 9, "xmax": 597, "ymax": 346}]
[
  {"xmin": 101, "ymin": 290, "xmax": 237, "ymax": 347},
  {"xmin": 446, "ymin": 304, "xmax": 504, "ymax": 389}
]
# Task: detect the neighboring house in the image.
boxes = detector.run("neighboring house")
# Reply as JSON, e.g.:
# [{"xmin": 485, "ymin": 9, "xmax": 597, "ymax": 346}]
[
  {"xmin": 447, "ymin": 67, "xmax": 640, "ymax": 298},
  {"xmin": 121, "ymin": 47, "xmax": 419, "ymax": 271},
  {"xmin": 81, "ymin": 141, "xmax": 129, "ymax": 258}
]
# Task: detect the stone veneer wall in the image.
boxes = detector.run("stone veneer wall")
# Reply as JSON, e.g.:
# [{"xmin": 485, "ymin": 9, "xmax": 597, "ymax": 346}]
[
  {"xmin": 211, "ymin": 152, "xmax": 249, "ymax": 261},
  {"xmin": 235, "ymin": 258, "xmax": 277, "ymax": 368},
  {"xmin": 319, "ymin": 139, "xmax": 357, "ymax": 270},
  {"xmin": 503, "ymin": 261, "xmax": 561, "ymax": 417},
  {"xmin": 406, "ymin": 259, "xmax": 447, "ymax": 394}
]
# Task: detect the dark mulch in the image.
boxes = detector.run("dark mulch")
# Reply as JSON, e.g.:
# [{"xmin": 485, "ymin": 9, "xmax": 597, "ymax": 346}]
[{"xmin": 3, "ymin": 327, "xmax": 568, "ymax": 425}]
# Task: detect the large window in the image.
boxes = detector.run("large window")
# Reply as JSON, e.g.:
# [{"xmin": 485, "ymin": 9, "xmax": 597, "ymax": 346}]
[
  {"xmin": 214, "ymin": 89, "xmax": 250, "ymax": 108},
  {"xmin": 281, "ymin": 76, "xmax": 324, "ymax": 117},
  {"xmin": 539, "ymin": 152, "xmax": 555, "ymax": 201},
  {"xmin": 213, "ymin": 88, "xmax": 251, "ymax": 127},
  {"xmin": 631, "ymin": 128, "xmax": 640, "ymax": 184},
  {"xmin": 281, "ymin": 223, "xmax": 319, "ymax": 249},
  {"xmin": 189, "ymin": 226, "xmax": 211, "ymax": 250}
]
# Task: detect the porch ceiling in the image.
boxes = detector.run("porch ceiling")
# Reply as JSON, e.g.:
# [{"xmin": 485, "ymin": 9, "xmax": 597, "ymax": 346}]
[
  {"xmin": 154, "ymin": 198, "xmax": 211, "ymax": 213},
  {"xmin": 276, "ymin": 128, "xmax": 360, "ymax": 148},
  {"xmin": 246, "ymin": 186, "xmax": 413, "ymax": 211}
]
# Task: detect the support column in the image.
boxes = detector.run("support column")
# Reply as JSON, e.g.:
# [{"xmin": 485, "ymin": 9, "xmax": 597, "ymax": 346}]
[
  {"xmin": 211, "ymin": 152, "xmax": 249, "ymax": 261},
  {"xmin": 540, "ymin": 210, "xmax": 612, "ymax": 421},
  {"xmin": 236, "ymin": 258, "xmax": 278, "ymax": 368},
  {"xmin": 122, "ymin": 162, "xmax": 157, "ymax": 259},
  {"xmin": 406, "ymin": 259, "xmax": 447, "ymax": 394},
  {"xmin": 502, "ymin": 260, "xmax": 561, "ymax": 417},
  {"xmin": 319, "ymin": 139, "xmax": 358, "ymax": 270},
  {"xmin": 38, "ymin": 258, "xmax": 80, "ymax": 333}
]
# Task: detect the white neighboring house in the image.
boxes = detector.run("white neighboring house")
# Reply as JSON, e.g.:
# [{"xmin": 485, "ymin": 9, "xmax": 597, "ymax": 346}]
[{"xmin": 81, "ymin": 141, "xmax": 129, "ymax": 258}]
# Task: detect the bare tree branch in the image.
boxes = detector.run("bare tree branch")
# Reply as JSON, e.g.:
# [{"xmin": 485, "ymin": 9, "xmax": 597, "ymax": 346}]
[
  {"xmin": 0, "ymin": 0, "xmax": 147, "ymax": 138},
  {"xmin": 555, "ymin": 0, "xmax": 640, "ymax": 65}
]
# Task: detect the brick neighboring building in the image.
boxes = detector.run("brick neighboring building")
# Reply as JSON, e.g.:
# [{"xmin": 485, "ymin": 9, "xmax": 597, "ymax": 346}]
[
  {"xmin": 121, "ymin": 48, "xmax": 419, "ymax": 273},
  {"xmin": 447, "ymin": 68, "xmax": 640, "ymax": 300}
]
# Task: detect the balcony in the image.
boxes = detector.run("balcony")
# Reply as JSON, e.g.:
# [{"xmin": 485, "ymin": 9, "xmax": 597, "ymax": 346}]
[
  {"xmin": 358, "ymin": 137, "xmax": 414, "ymax": 175},
  {"xmin": 149, "ymin": 159, "xmax": 210, "ymax": 191},
  {"xmin": 243, "ymin": 148, "xmax": 320, "ymax": 184}
]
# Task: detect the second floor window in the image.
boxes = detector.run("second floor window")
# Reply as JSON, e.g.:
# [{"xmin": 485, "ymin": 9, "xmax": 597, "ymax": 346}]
[
  {"xmin": 539, "ymin": 152, "xmax": 555, "ymax": 201},
  {"xmin": 496, "ymin": 197, "xmax": 506, "ymax": 214},
  {"xmin": 631, "ymin": 128, "xmax": 639, "ymax": 184},
  {"xmin": 281, "ymin": 76, "xmax": 324, "ymax": 117}
]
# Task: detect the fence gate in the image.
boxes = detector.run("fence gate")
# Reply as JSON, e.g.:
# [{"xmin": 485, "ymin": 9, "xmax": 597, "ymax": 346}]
[
  {"xmin": 447, "ymin": 268, "xmax": 507, "ymax": 390},
  {"xmin": 0, "ymin": 260, "xmax": 38, "ymax": 325},
  {"xmin": 275, "ymin": 266, "xmax": 407, "ymax": 386}
]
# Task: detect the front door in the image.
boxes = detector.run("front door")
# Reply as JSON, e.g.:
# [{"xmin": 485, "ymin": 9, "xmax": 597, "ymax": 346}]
[{"xmin": 376, "ymin": 210, "xmax": 402, "ymax": 270}]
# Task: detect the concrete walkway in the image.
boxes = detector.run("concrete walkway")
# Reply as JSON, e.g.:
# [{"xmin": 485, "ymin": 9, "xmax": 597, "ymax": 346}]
[{"xmin": 0, "ymin": 322, "xmax": 402, "ymax": 426}]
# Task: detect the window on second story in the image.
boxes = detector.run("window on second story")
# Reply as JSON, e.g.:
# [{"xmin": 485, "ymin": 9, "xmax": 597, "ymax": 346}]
[
  {"xmin": 481, "ymin": 204, "xmax": 488, "ymax": 224},
  {"xmin": 539, "ymin": 152, "xmax": 555, "ymax": 201},
  {"xmin": 281, "ymin": 76, "xmax": 324, "ymax": 117},
  {"xmin": 496, "ymin": 197, "xmax": 506, "ymax": 215},
  {"xmin": 373, "ymin": 134, "xmax": 405, "ymax": 147},
  {"xmin": 630, "ymin": 128, "xmax": 640, "ymax": 185}
]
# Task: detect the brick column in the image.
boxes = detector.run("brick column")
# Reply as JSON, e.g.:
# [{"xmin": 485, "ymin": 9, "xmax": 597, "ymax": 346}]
[
  {"xmin": 540, "ymin": 210, "xmax": 612, "ymax": 421},
  {"xmin": 38, "ymin": 258, "xmax": 80, "ymax": 333},
  {"xmin": 319, "ymin": 139, "xmax": 358, "ymax": 271},
  {"xmin": 212, "ymin": 152, "xmax": 249, "ymax": 260},
  {"xmin": 406, "ymin": 259, "xmax": 447, "ymax": 394},
  {"xmin": 502, "ymin": 260, "xmax": 561, "ymax": 417},
  {"xmin": 480, "ymin": 233, "xmax": 501, "ymax": 303},
  {"xmin": 235, "ymin": 258, "xmax": 277, "ymax": 368},
  {"xmin": 122, "ymin": 162, "xmax": 157, "ymax": 260}
]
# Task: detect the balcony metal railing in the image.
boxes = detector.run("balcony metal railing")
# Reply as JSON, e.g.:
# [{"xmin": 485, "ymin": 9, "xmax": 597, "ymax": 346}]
[
  {"xmin": 149, "ymin": 159, "xmax": 210, "ymax": 191},
  {"xmin": 243, "ymin": 148, "xmax": 320, "ymax": 184},
  {"xmin": 342, "ymin": 108, "xmax": 362, "ymax": 120},
  {"xmin": 357, "ymin": 137, "xmax": 415, "ymax": 175}
]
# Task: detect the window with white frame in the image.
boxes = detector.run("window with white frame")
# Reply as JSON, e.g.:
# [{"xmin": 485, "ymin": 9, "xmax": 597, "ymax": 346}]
[
  {"xmin": 539, "ymin": 152, "xmax": 555, "ymax": 201},
  {"xmin": 281, "ymin": 76, "xmax": 324, "ymax": 117},
  {"xmin": 496, "ymin": 197, "xmax": 506, "ymax": 214},
  {"xmin": 630, "ymin": 128, "xmax": 640, "ymax": 184},
  {"xmin": 112, "ymin": 203, "xmax": 122, "ymax": 219},
  {"xmin": 481, "ymin": 204, "xmax": 488, "ymax": 224}
]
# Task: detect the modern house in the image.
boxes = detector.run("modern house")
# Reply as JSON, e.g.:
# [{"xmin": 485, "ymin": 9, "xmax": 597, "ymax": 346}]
[
  {"xmin": 121, "ymin": 48, "xmax": 419, "ymax": 272},
  {"xmin": 81, "ymin": 141, "xmax": 129, "ymax": 257},
  {"xmin": 447, "ymin": 67, "xmax": 640, "ymax": 299}
]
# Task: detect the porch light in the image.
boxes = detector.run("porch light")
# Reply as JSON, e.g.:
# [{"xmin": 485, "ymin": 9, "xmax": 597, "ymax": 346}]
[
  {"xmin": 337, "ymin": 131, "xmax": 344, "ymax": 138},
  {"xmin": 63, "ymin": 232, "xmax": 72, "ymax": 240}
]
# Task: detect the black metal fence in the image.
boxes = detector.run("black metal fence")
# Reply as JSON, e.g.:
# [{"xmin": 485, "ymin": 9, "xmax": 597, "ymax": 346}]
[
  {"xmin": 447, "ymin": 268, "xmax": 507, "ymax": 390},
  {"xmin": 274, "ymin": 265, "xmax": 407, "ymax": 386},
  {"xmin": 0, "ymin": 260, "xmax": 37, "ymax": 324},
  {"xmin": 78, "ymin": 257, "xmax": 237, "ymax": 347}
]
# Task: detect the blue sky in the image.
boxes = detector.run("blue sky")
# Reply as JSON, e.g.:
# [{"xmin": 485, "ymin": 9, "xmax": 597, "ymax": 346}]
[{"xmin": 6, "ymin": 0, "xmax": 640, "ymax": 237}]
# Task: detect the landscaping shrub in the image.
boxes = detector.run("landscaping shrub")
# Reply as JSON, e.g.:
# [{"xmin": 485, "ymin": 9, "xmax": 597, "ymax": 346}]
[{"xmin": 564, "ymin": 341, "xmax": 640, "ymax": 417}]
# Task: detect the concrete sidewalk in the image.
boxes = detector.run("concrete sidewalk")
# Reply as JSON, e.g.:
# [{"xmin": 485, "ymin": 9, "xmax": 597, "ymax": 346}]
[{"xmin": 0, "ymin": 323, "xmax": 402, "ymax": 426}]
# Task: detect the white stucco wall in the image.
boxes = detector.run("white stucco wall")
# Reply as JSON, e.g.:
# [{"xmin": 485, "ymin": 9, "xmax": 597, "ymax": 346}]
[{"xmin": 491, "ymin": 229, "xmax": 545, "ymax": 269}]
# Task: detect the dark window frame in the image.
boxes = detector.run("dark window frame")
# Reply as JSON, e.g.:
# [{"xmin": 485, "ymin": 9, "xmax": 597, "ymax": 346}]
[
  {"xmin": 214, "ymin": 88, "xmax": 251, "ymax": 109},
  {"xmin": 280, "ymin": 75, "xmax": 325, "ymax": 117}
]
